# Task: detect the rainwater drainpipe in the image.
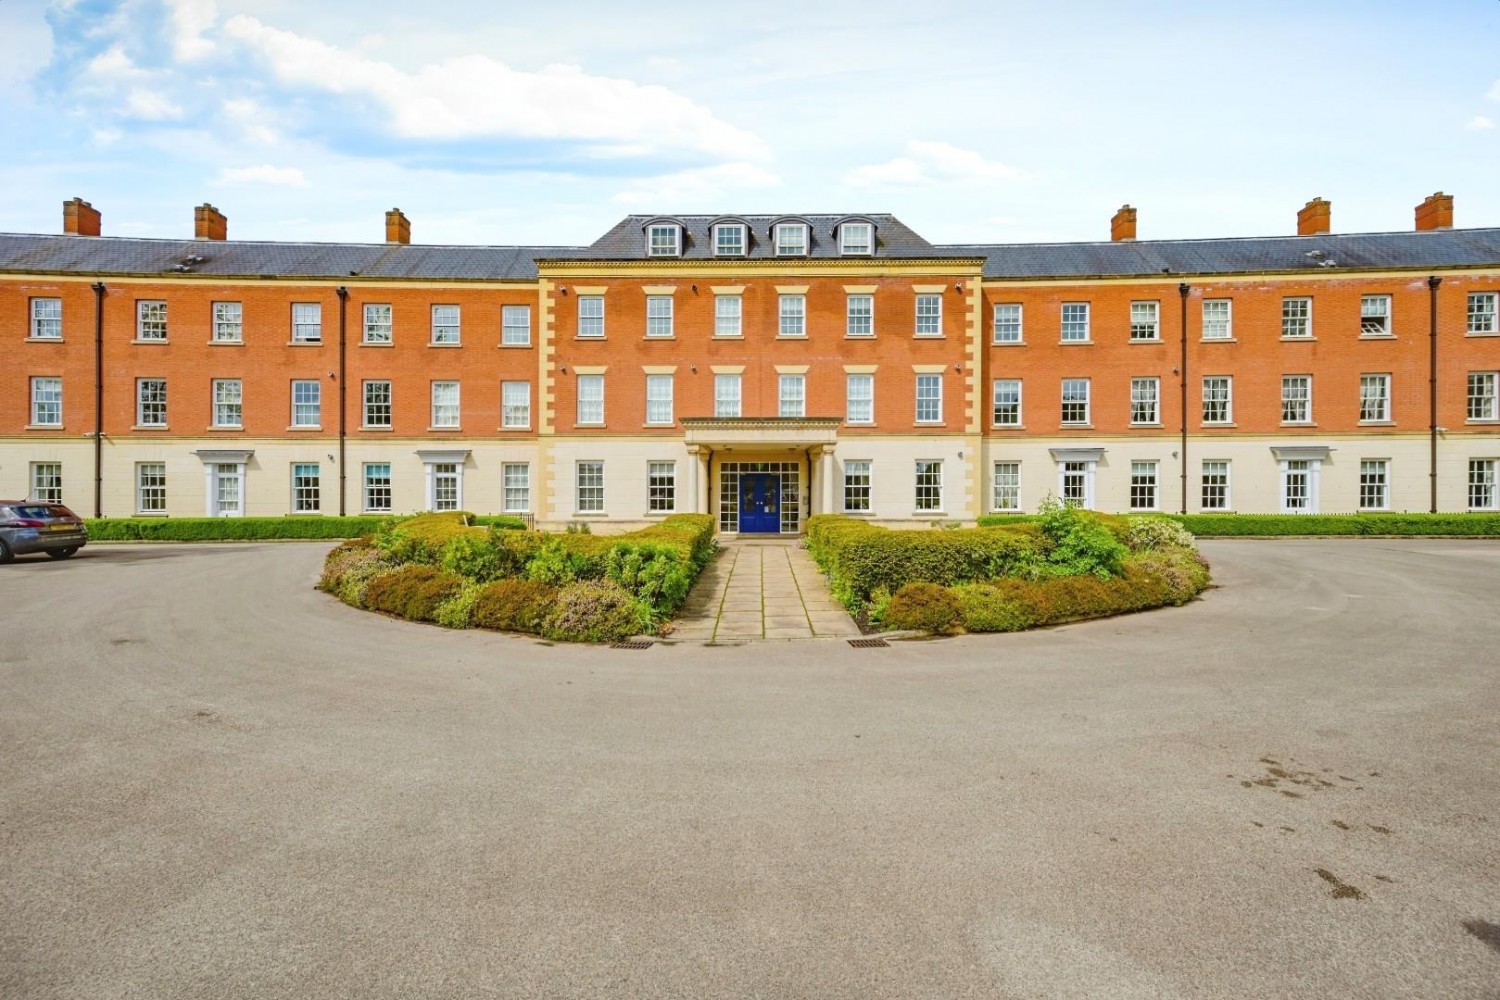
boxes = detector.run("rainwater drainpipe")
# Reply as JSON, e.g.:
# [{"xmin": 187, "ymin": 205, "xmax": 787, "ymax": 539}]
[
  {"xmin": 337, "ymin": 286, "xmax": 349, "ymax": 517},
  {"xmin": 1428, "ymin": 275, "xmax": 1441, "ymax": 513},
  {"xmin": 1179, "ymin": 282, "xmax": 1190, "ymax": 515},
  {"xmin": 92, "ymin": 281, "xmax": 106, "ymax": 518}
]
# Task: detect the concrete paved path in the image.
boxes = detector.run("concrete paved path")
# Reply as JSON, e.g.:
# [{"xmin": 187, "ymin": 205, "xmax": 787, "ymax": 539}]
[{"xmin": 669, "ymin": 539, "xmax": 860, "ymax": 642}]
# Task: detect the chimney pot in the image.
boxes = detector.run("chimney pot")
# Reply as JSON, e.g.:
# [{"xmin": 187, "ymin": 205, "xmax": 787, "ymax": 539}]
[
  {"xmin": 1415, "ymin": 191, "xmax": 1453, "ymax": 231},
  {"xmin": 194, "ymin": 202, "xmax": 228, "ymax": 241},
  {"xmin": 63, "ymin": 197, "xmax": 101, "ymax": 237},
  {"xmin": 1110, "ymin": 204, "xmax": 1137, "ymax": 242},
  {"xmin": 1297, "ymin": 197, "xmax": 1331, "ymax": 236},
  {"xmin": 385, "ymin": 208, "xmax": 411, "ymax": 245}
]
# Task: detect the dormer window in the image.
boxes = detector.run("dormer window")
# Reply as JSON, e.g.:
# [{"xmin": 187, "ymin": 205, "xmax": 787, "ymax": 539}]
[
  {"xmin": 647, "ymin": 223, "xmax": 681, "ymax": 257},
  {"xmin": 774, "ymin": 223, "xmax": 808, "ymax": 257},
  {"xmin": 839, "ymin": 222, "xmax": 874, "ymax": 255},
  {"xmin": 714, "ymin": 223, "xmax": 747, "ymax": 256}
]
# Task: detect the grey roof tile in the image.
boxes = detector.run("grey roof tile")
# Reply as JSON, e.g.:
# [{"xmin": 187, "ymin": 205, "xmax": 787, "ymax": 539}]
[{"xmin": 569, "ymin": 213, "xmax": 956, "ymax": 260}]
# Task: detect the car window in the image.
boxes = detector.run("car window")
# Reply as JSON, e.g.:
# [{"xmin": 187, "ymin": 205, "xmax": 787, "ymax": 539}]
[{"xmin": 10, "ymin": 505, "xmax": 59, "ymax": 519}]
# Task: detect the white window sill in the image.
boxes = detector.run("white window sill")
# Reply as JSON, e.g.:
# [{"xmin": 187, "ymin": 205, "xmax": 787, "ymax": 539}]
[
  {"xmin": 643, "ymin": 336, "xmax": 676, "ymax": 342},
  {"xmin": 133, "ymin": 511, "xmax": 169, "ymax": 518},
  {"xmin": 992, "ymin": 340, "xmax": 1025, "ymax": 347},
  {"xmin": 209, "ymin": 340, "xmax": 244, "ymax": 346},
  {"xmin": 427, "ymin": 425, "xmax": 462, "ymax": 432},
  {"xmin": 360, "ymin": 425, "xmax": 393, "ymax": 432},
  {"xmin": 287, "ymin": 425, "xmax": 323, "ymax": 432},
  {"xmin": 640, "ymin": 510, "xmax": 676, "ymax": 518},
  {"xmin": 499, "ymin": 341, "xmax": 533, "ymax": 349},
  {"xmin": 841, "ymin": 510, "xmax": 876, "ymax": 517},
  {"xmin": 1465, "ymin": 331, "xmax": 1500, "ymax": 338},
  {"xmin": 845, "ymin": 421, "xmax": 875, "ymax": 427},
  {"xmin": 571, "ymin": 512, "xmax": 610, "ymax": 519},
  {"xmin": 1359, "ymin": 420, "xmax": 1396, "ymax": 426},
  {"xmin": 992, "ymin": 423, "xmax": 1025, "ymax": 430},
  {"xmin": 1129, "ymin": 337, "xmax": 1162, "ymax": 344},
  {"xmin": 131, "ymin": 339, "xmax": 168, "ymax": 345},
  {"xmin": 573, "ymin": 336, "xmax": 607, "ymax": 341},
  {"xmin": 1281, "ymin": 336, "xmax": 1316, "ymax": 342},
  {"xmin": 364, "ymin": 509, "xmax": 395, "ymax": 516},
  {"xmin": 1201, "ymin": 337, "xmax": 1237, "ymax": 344},
  {"xmin": 915, "ymin": 421, "xmax": 946, "ymax": 428},
  {"xmin": 1131, "ymin": 422, "xmax": 1164, "ymax": 429},
  {"xmin": 24, "ymin": 424, "xmax": 63, "ymax": 430},
  {"xmin": 1060, "ymin": 422, "xmax": 1094, "ymax": 429},
  {"xmin": 1060, "ymin": 339, "xmax": 1093, "ymax": 346},
  {"xmin": 207, "ymin": 426, "xmax": 243, "ymax": 432},
  {"xmin": 131, "ymin": 424, "xmax": 169, "ymax": 431},
  {"xmin": 499, "ymin": 425, "xmax": 531, "ymax": 432},
  {"xmin": 1203, "ymin": 421, "xmax": 1238, "ymax": 428},
  {"xmin": 361, "ymin": 341, "xmax": 394, "ymax": 348},
  {"xmin": 989, "ymin": 509, "xmax": 1024, "ymax": 515},
  {"xmin": 287, "ymin": 340, "xmax": 324, "ymax": 347},
  {"xmin": 1359, "ymin": 333, "xmax": 1396, "ymax": 340},
  {"xmin": 1281, "ymin": 421, "xmax": 1317, "ymax": 427},
  {"xmin": 712, "ymin": 335, "xmax": 745, "ymax": 340},
  {"xmin": 844, "ymin": 334, "xmax": 876, "ymax": 340},
  {"xmin": 25, "ymin": 337, "xmax": 64, "ymax": 344},
  {"xmin": 1466, "ymin": 418, "xmax": 1500, "ymax": 425},
  {"xmin": 914, "ymin": 334, "xmax": 946, "ymax": 340},
  {"xmin": 428, "ymin": 342, "xmax": 462, "ymax": 348},
  {"xmin": 643, "ymin": 422, "xmax": 675, "ymax": 429},
  {"xmin": 1359, "ymin": 507, "xmax": 1392, "ymax": 513}
]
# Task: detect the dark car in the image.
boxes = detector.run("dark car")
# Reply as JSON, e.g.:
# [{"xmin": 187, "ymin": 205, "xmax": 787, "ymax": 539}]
[{"xmin": 0, "ymin": 501, "xmax": 88, "ymax": 562}]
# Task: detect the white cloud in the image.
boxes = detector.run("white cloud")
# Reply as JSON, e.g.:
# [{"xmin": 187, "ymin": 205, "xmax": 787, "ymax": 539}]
[
  {"xmin": 221, "ymin": 14, "xmax": 768, "ymax": 161},
  {"xmin": 844, "ymin": 140, "xmax": 1023, "ymax": 190},
  {"xmin": 88, "ymin": 45, "xmax": 149, "ymax": 81},
  {"xmin": 1467, "ymin": 115, "xmax": 1495, "ymax": 131},
  {"xmin": 612, "ymin": 162, "xmax": 779, "ymax": 206},
  {"xmin": 1489, "ymin": 80, "xmax": 1500, "ymax": 102},
  {"xmin": 221, "ymin": 97, "xmax": 279, "ymax": 144},
  {"xmin": 215, "ymin": 164, "xmax": 309, "ymax": 187},
  {"xmin": 125, "ymin": 87, "xmax": 183, "ymax": 119},
  {"xmin": 165, "ymin": 0, "xmax": 217, "ymax": 61}
]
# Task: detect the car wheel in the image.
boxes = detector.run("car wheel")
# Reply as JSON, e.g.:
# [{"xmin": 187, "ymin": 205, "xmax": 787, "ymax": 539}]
[
  {"xmin": 0, "ymin": 540, "xmax": 12, "ymax": 564},
  {"xmin": 45, "ymin": 547, "xmax": 78, "ymax": 560}
]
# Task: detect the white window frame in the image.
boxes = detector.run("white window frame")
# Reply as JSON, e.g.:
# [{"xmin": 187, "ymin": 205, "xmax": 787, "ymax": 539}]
[
  {"xmin": 1061, "ymin": 378, "xmax": 1091, "ymax": 426},
  {"xmin": 646, "ymin": 224, "xmax": 681, "ymax": 257},
  {"xmin": 1129, "ymin": 461, "xmax": 1159, "ymax": 511},
  {"xmin": 363, "ymin": 462, "xmax": 392, "ymax": 513},
  {"xmin": 846, "ymin": 294, "xmax": 874, "ymax": 337},
  {"xmin": 1359, "ymin": 459, "xmax": 1390, "ymax": 511},
  {"xmin": 993, "ymin": 302, "xmax": 1023, "ymax": 344},
  {"xmin": 502, "ymin": 462, "xmax": 531, "ymax": 513},
  {"xmin": 846, "ymin": 374, "xmax": 874, "ymax": 425},
  {"xmin": 1282, "ymin": 297, "xmax": 1312, "ymax": 339},
  {"xmin": 914, "ymin": 459, "xmax": 943, "ymax": 512},
  {"xmin": 430, "ymin": 380, "xmax": 461, "ymax": 429},
  {"xmin": 213, "ymin": 301, "xmax": 244, "ymax": 343},
  {"xmin": 713, "ymin": 223, "xmax": 746, "ymax": 257},
  {"xmin": 136, "ymin": 377, "xmax": 167, "ymax": 427},
  {"xmin": 1282, "ymin": 375, "xmax": 1313, "ymax": 424},
  {"xmin": 577, "ymin": 296, "xmax": 605, "ymax": 338},
  {"xmin": 915, "ymin": 294, "xmax": 943, "ymax": 337},
  {"xmin": 137, "ymin": 462, "xmax": 167, "ymax": 514},
  {"xmin": 430, "ymin": 304, "xmax": 460, "ymax": 345},
  {"xmin": 647, "ymin": 461, "xmax": 676, "ymax": 512},
  {"xmin": 1202, "ymin": 376, "xmax": 1233, "ymax": 425},
  {"xmin": 501, "ymin": 381, "xmax": 531, "ymax": 429},
  {"xmin": 136, "ymin": 300, "xmax": 167, "ymax": 341},
  {"xmin": 714, "ymin": 374, "xmax": 742, "ymax": 418},
  {"xmin": 993, "ymin": 378, "xmax": 1022, "ymax": 427},
  {"xmin": 362, "ymin": 303, "xmax": 392, "ymax": 345},
  {"xmin": 992, "ymin": 461, "xmax": 1021, "ymax": 512},
  {"xmin": 291, "ymin": 302, "xmax": 322, "ymax": 343},
  {"xmin": 31, "ymin": 376, "xmax": 62, "ymax": 426},
  {"xmin": 29, "ymin": 297, "xmax": 62, "ymax": 340},
  {"xmin": 774, "ymin": 223, "xmax": 808, "ymax": 257},
  {"xmin": 576, "ymin": 375, "xmax": 605, "ymax": 426},
  {"xmin": 840, "ymin": 222, "xmax": 873, "ymax": 255},
  {"xmin": 291, "ymin": 462, "xmax": 321, "ymax": 514},
  {"xmin": 1129, "ymin": 301, "xmax": 1160, "ymax": 341},
  {"xmin": 290, "ymin": 380, "xmax": 322, "ymax": 428},
  {"xmin": 1280, "ymin": 458, "xmax": 1321, "ymax": 514},
  {"xmin": 426, "ymin": 461, "xmax": 463, "ymax": 512},
  {"xmin": 362, "ymin": 380, "xmax": 392, "ymax": 429},
  {"xmin": 646, "ymin": 296, "xmax": 674, "ymax": 338},
  {"xmin": 778, "ymin": 294, "xmax": 806, "ymax": 338},
  {"xmin": 1202, "ymin": 299, "xmax": 1233, "ymax": 340},
  {"xmin": 1359, "ymin": 373, "xmax": 1392, "ymax": 423},
  {"xmin": 1130, "ymin": 377, "xmax": 1160, "ymax": 426},
  {"xmin": 212, "ymin": 379, "xmax": 242, "ymax": 428},
  {"xmin": 208, "ymin": 462, "xmax": 245, "ymax": 517},
  {"xmin": 1469, "ymin": 458, "xmax": 1499, "ymax": 511},
  {"xmin": 1058, "ymin": 460, "xmax": 1096, "ymax": 509},
  {"xmin": 501, "ymin": 304, "xmax": 531, "ymax": 346},
  {"xmin": 645, "ymin": 374, "xmax": 674, "ymax": 426},
  {"xmin": 1468, "ymin": 371, "xmax": 1498, "ymax": 422},
  {"xmin": 843, "ymin": 459, "xmax": 871, "ymax": 512},
  {"xmin": 779, "ymin": 374, "xmax": 806, "ymax": 418},
  {"xmin": 1201, "ymin": 460, "xmax": 1230, "ymax": 511},
  {"xmin": 1361, "ymin": 294, "xmax": 1392, "ymax": 336},
  {"xmin": 576, "ymin": 461, "xmax": 605, "ymax": 513},
  {"xmin": 915, "ymin": 374, "xmax": 943, "ymax": 424},
  {"xmin": 715, "ymin": 294, "xmax": 742, "ymax": 337},
  {"xmin": 1468, "ymin": 292, "xmax": 1498, "ymax": 335},
  {"xmin": 1060, "ymin": 302, "xmax": 1090, "ymax": 342},
  {"xmin": 30, "ymin": 462, "xmax": 62, "ymax": 503}
]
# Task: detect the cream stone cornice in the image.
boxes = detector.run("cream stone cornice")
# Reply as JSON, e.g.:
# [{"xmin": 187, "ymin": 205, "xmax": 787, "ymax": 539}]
[
  {"xmin": 571, "ymin": 365, "xmax": 608, "ymax": 375},
  {"xmin": 710, "ymin": 365, "xmax": 746, "ymax": 375},
  {"xmin": 641, "ymin": 285, "xmax": 677, "ymax": 295},
  {"xmin": 774, "ymin": 285, "xmax": 810, "ymax": 294},
  {"xmin": 843, "ymin": 364, "xmax": 879, "ymax": 374},
  {"xmin": 709, "ymin": 285, "xmax": 746, "ymax": 295},
  {"xmin": 641, "ymin": 365, "xmax": 678, "ymax": 375},
  {"xmin": 536, "ymin": 259, "xmax": 986, "ymax": 279},
  {"xmin": 774, "ymin": 365, "xmax": 810, "ymax": 374}
]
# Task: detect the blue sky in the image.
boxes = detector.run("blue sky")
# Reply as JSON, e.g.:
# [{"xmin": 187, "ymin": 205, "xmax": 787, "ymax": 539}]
[{"xmin": 1, "ymin": 0, "xmax": 1497, "ymax": 246}]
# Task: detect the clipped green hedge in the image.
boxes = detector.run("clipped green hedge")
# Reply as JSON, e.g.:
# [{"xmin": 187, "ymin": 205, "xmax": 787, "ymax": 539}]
[
  {"xmin": 978, "ymin": 511, "xmax": 1500, "ymax": 537},
  {"xmin": 86, "ymin": 512, "xmax": 527, "ymax": 542}
]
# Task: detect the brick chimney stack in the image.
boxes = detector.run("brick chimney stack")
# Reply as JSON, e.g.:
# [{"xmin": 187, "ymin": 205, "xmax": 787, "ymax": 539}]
[
  {"xmin": 1110, "ymin": 204, "xmax": 1137, "ymax": 242},
  {"xmin": 385, "ymin": 208, "xmax": 411, "ymax": 245},
  {"xmin": 1297, "ymin": 197, "xmax": 1331, "ymax": 236},
  {"xmin": 1415, "ymin": 192, "xmax": 1454, "ymax": 231},
  {"xmin": 194, "ymin": 203, "xmax": 228, "ymax": 241},
  {"xmin": 63, "ymin": 197, "xmax": 101, "ymax": 237}
]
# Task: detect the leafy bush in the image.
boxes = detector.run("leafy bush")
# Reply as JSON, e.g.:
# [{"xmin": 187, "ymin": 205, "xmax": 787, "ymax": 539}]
[
  {"xmin": 439, "ymin": 531, "xmax": 522, "ymax": 582},
  {"xmin": 525, "ymin": 537, "xmax": 598, "ymax": 585},
  {"xmin": 953, "ymin": 583, "xmax": 1035, "ymax": 632},
  {"xmin": 471, "ymin": 515, "xmax": 529, "ymax": 531},
  {"xmin": 1129, "ymin": 548, "xmax": 1211, "ymax": 604},
  {"xmin": 319, "ymin": 542, "xmax": 395, "ymax": 607},
  {"xmin": 883, "ymin": 582, "xmax": 963, "ymax": 634},
  {"xmin": 1022, "ymin": 497, "xmax": 1128, "ymax": 579},
  {"xmin": 605, "ymin": 542, "xmax": 695, "ymax": 616},
  {"xmin": 1163, "ymin": 512, "xmax": 1500, "ymax": 537},
  {"xmin": 434, "ymin": 582, "xmax": 485, "ymax": 629},
  {"xmin": 87, "ymin": 515, "xmax": 392, "ymax": 541},
  {"xmin": 470, "ymin": 579, "xmax": 558, "ymax": 633},
  {"xmin": 542, "ymin": 581, "xmax": 649, "ymax": 643},
  {"xmin": 363, "ymin": 565, "xmax": 464, "ymax": 621},
  {"xmin": 1124, "ymin": 516, "xmax": 1198, "ymax": 552}
]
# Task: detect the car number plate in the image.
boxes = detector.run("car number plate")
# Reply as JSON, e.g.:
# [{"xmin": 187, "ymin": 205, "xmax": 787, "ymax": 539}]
[{"xmin": 48, "ymin": 523, "xmax": 75, "ymax": 531}]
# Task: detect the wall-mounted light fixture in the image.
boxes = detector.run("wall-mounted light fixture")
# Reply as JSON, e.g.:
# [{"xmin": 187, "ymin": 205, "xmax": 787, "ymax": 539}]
[
  {"xmin": 558, "ymin": 286, "xmax": 568, "ymax": 294},
  {"xmin": 559, "ymin": 364, "xmax": 568, "ymax": 374},
  {"xmin": 954, "ymin": 282, "xmax": 964, "ymax": 292},
  {"xmin": 691, "ymin": 284, "xmax": 698, "ymax": 293}
]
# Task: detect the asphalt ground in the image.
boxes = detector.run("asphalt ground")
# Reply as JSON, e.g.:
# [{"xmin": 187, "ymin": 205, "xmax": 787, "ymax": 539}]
[{"xmin": 2, "ymin": 539, "xmax": 1498, "ymax": 998}]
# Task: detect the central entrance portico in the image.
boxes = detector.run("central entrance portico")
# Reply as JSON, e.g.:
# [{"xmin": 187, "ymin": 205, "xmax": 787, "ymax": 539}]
[{"xmin": 682, "ymin": 418, "xmax": 841, "ymax": 536}]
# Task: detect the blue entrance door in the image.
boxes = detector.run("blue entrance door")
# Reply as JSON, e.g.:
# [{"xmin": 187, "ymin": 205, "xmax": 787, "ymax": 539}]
[{"xmin": 738, "ymin": 473, "xmax": 781, "ymax": 533}]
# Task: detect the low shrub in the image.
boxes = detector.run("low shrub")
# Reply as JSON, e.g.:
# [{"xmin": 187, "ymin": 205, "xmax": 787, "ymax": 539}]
[
  {"xmin": 525, "ymin": 536, "xmax": 599, "ymax": 585},
  {"xmin": 433, "ymin": 582, "xmax": 485, "ymax": 629},
  {"xmin": 375, "ymin": 512, "xmax": 489, "ymax": 565},
  {"xmin": 1129, "ymin": 548, "xmax": 1212, "ymax": 604},
  {"xmin": 363, "ymin": 565, "xmax": 464, "ymax": 622},
  {"xmin": 87, "ymin": 515, "xmax": 391, "ymax": 541},
  {"xmin": 471, "ymin": 515, "xmax": 529, "ymax": 531},
  {"xmin": 1123, "ymin": 516, "xmax": 1198, "ymax": 552},
  {"xmin": 883, "ymin": 582, "xmax": 963, "ymax": 634},
  {"xmin": 439, "ymin": 531, "xmax": 522, "ymax": 582},
  {"xmin": 952, "ymin": 583, "xmax": 1036, "ymax": 632},
  {"xmin": 319, "ymin": 542, "xmax": 395, "ymax": 607},
  {"xmin": 471, "ymin": 579, "xmax": 559, "ymax": 633},
  {"xmin": 1163, "ymin": 512, "xmax": 1500, "ymax": 537},
  {"xmin": 605, "ymin": 542, "xmax": 695, "ymax": 617},
  {"xmin": 542, "ymin": 581, "xmax": 649, "ymax": 643},
  {"xmin": 1021, "ymin": 498, "xmax": 1128, "ymax": 580}
]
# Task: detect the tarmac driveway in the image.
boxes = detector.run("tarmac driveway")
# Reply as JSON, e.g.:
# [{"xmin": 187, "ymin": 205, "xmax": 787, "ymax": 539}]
[{"xmin": 1, "ymin": 539, "xmax": 1498, "ymax": 998}]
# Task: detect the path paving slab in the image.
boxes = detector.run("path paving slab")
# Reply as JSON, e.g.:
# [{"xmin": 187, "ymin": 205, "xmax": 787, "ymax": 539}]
[{"xmin": 670, "ymin": 539, "xmax": 859, "ymax": 643}]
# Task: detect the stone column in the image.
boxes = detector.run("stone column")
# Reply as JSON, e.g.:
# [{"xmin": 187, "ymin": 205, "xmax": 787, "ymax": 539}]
[
  {"xmin": 699, "ymin": 449, "xmax": 712, "ymax": 519},
  {"xmin": 684, "ymin": 446, "xmax": 700, "ymax": 513},
  {"xmin": 819, "ymin": 447, "xmax": 835, "ymax": 515}
]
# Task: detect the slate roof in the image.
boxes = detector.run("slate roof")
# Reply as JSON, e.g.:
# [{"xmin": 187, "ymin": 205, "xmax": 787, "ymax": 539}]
[
  {"xmin": 0, "ymin": 234, "xmax": 573, "ymax": 281},
  {"xmin": 937, "ymin": 227, "xmax": 1500, "ymax": 279},
  {"xmin": 2, "ymin": 218, "xmax": 1499, "ymax": 281},
  {"xmin": 571, "ymin": 213, "xmax": 954, "ymax": 260}
]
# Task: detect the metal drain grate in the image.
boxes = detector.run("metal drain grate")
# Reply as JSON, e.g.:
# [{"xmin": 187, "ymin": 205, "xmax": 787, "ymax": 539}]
[
  {"xmin": 847, "ymin": 637, "xmax": 890, "ymax": 648},
  {"xmin": 611, "ymin": 639, "xmax": 654, "ymax": 650}
]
